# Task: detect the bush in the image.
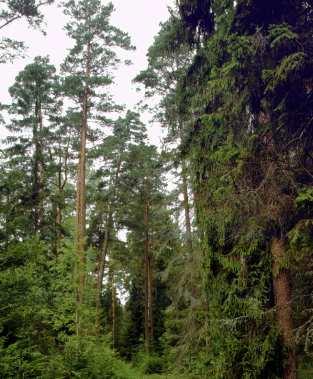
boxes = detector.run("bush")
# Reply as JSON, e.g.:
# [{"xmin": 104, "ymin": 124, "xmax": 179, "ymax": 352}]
[
  {"xmin": 60, "ymin": 336, "xmax": 135, "ymax": 379},
  {"xmin": 0, "ymin": 336, "xmax": 137, "ymax": 379},
  {"xmin": 136, "ymin": 352, "xmax": 164, "ymax": 374}
]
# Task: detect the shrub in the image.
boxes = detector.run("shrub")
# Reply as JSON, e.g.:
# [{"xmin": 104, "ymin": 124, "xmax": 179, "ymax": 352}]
[{"xmin": 136, "ymin": 352, "xmax": 164, "ymax": 374}]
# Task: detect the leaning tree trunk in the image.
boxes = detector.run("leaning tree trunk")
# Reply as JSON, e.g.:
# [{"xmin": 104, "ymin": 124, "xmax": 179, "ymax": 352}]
[{"xmin": 271, "ymin": 237, "xmax": 297, "ymax": 379}]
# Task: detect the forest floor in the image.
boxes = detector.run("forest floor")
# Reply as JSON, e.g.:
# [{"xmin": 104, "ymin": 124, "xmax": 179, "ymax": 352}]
[
  {"xmin": 142, "ymin": 376, "xmax": 189, "ymax": 379},
  {"xmin": 141, "ymin": 375, "xmax": 191, "ymax": 379}
]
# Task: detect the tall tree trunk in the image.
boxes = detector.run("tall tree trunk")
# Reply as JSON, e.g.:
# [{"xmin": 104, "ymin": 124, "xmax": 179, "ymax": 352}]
[
  {"xmin": 144, "ymin": 199, "xmax": 153, "ymax": 353},
  {"xmin": 75, "ymin": 41, "xmax": 91, "ymax": 334},
  {"xmin": 95, "ymin": 212, "xmax": 111, "ymax": 334},
  {"xmin": 111, "ymin": 272, "xmax": 117, "ymax": 349},
  {"xmin": 54, "ymin": 158, "xmax": 65, "ymax": 253},
  {"xmin": 181, "ymin": 159, "xmax": 192, "ymax": 251},
  {"xmin": 55, "ymin": 161, "xmax": 63, "ymax": 253},
  {"xmin": 179, "ymin": 122, "xmax": 192, "ymax": 251},
  {"xmin": 257, "ymin": 110, "xmax": 297, "ymax": 377},
  {"xmin": 33, "ymin": 99, "xmax": 44, "ymax": 232},
  {"xmin": 55, "ymin": 139, "xmax": 69, "ymax": 253},
  {"xmin": 95, "ymin": 158, "xmax": 122, "ymax": 334},
  {"xmin": 271, "ymin": 237, "xmax": 297, "ymax": 379}
]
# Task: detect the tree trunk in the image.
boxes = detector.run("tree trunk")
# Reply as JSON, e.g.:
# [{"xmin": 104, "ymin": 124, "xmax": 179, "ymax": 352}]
[
  {"xmin": 111, "ymin": 272, "xmax": 117, "ymax": 349},
  {"xmin": 76, "ymin": 92, "xmax": 87, "ymax": 306},
  {"xmin": 33, "ymin": 99, "xmax": 44, "ymax": 232},
  {"xmin": 54, "ymin": 158, "xmax": 63, "ymax": 254},
  {"xmin": 181, "ymin": 159, "xmax": 193, "ymax": 251},
  {"xmin": 55, "ymin": 140, "xmax": 69, "ymax": 254},
  {"xmin": 95, "ymin": 213, "xmax": 111, "ymax": 334},
  {"xmin": 144, "ymin": 199, "xmax": 153, "ymax": 353},
  {"xmin": 95, "ymin": 158, "xmax": 122, "ymax": 334},
  {"xmin": 271, "ymin": 237, "xmax": 297, "ymax": 379},
  {"xmin": 178, "ymin": 122, "xmax": 192, "ymax": 251},
  {"xmin": 75, "ymin": 41, "xmax": 91, "ymax": 334}
]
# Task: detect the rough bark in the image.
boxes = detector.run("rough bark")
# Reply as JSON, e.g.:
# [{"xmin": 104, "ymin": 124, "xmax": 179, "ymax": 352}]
[{"xmin": 271, "ymin": 237, "xmax": 297, "ymax": 379}]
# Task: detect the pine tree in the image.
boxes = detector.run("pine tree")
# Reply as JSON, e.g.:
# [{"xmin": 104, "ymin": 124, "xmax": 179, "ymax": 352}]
[
  {"xmin": 135, "ymin": 15, "xmax": 194, "ymax": 251},
  {"xmin": 0, "ymin": 0, "xmax": 54, "ymax": 62},
  {"xmin": 88, "ymin": 110, "xmax": 147, "ymax": 333},
  {"xmin": 4, "ymin": 57, "xmax": 60, "ymax": 236},
  {"xmin": 62, "ymin": 0, "xmax": 134, "ymax": 332},
  {"xmin": 118, "ymin": 144, "xmax": 174, "ymax": 355}
]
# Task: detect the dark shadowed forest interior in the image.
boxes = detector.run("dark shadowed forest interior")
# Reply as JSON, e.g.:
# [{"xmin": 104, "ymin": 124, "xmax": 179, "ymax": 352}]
[{"xmin": 1, "ymin": 1, "xmax": 313, "ymax": 378}]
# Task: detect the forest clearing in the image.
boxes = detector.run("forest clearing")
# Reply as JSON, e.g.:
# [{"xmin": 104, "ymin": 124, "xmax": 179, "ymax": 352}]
[{"xmin": 0, "ymin": 1, "xmax": 313, "ymax": 378}]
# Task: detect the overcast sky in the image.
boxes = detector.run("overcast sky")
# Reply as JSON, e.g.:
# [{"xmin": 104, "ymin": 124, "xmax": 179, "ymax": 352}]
[{"xmin": 0, "ymin": 0, "xmax": 174, "ymax": 143}]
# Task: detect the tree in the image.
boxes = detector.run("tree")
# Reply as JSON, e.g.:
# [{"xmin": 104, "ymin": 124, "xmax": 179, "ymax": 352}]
[
  {"xmin": 88, "ymin": 110, "xmax": 147, "ymax": 333},
  {"xmin": 136, "ymin": 0, "xmax": 313, "ymax": 377},
  {"xmin": 118, "ymin": 144, "xmax": 174, "ymax": 354},
  {"xmin": 4, "ymin": 56, "xmax": 60, "ymax": 236},
  {"xmin": 0, "ymin": 0, "xmax": 54, "ymax": 29},
  {"xmin": 168, "ymin": 0, "xmax": 313, "ymax": 377},
  {"xmin": 62, "ymin": 0, "xmax": 134, "ymax": 332},
  {"xmin": 0, "ymin": 0, "xmax": 54, "ymax": 62},
  {"xmin": 135, "ymin": 15, "xmax": 194, "ymax": 252}
]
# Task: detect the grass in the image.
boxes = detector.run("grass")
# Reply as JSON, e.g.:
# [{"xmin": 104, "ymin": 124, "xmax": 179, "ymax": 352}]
[{"xmin": 141, "ymin": 375, "xmax": 191, "ymax": 379}]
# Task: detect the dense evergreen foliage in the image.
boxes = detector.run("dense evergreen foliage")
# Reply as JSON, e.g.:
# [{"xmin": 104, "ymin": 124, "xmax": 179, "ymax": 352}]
[{"xmin": 1, "ymin": 1, "xmax": 313, "ymax": 378}]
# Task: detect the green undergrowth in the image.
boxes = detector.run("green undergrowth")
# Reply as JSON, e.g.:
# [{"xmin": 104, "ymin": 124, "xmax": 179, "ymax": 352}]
[
  {"xmin": 142, "ymin": 376, "xmax": 191, "ymax": 379},
  {"xmin": 0, "ymin": 333, "xmax": 192, "ymax": 378}
]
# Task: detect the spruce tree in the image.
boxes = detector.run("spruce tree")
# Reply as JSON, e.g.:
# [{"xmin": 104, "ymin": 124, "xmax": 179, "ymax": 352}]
[{"xmin": 164, "ymin": 0, "xmax": 313, "ymax": 377}]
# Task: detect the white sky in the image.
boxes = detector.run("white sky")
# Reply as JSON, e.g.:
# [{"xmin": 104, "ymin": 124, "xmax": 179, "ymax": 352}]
[{"xmin": 0, "ymin": 0, "xmax": 174, "ymax": 144}]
